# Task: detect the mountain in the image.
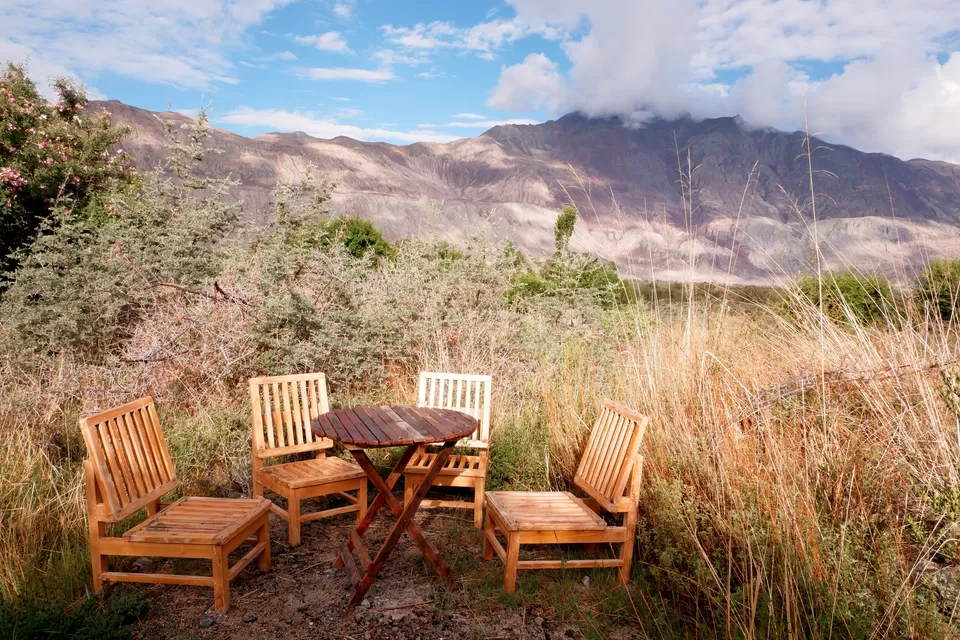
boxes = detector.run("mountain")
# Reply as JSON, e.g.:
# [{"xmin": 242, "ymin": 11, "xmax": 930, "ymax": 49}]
[{"xmin": 97, "ymin": 100, "xmax": 960, "ymax": 283}]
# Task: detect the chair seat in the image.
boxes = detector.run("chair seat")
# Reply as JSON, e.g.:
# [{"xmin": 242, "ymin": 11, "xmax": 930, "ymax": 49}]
[
  {"xmin": 123, "ymin": 496, "xmax": 271, "ymax": 545},
  {"xmin": 404, "ymin": 452, "xmax": 486, "ymax": 477},
  {"xmin": 258, "ymin": 456, "xmax": 365, "ymax": 490},
  {"xmin": 485, "ymin": 491, "xmax": 607, "ymax": 531}
]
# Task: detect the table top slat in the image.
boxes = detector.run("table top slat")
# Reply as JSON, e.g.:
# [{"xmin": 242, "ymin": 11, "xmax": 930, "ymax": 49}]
[
  {"xmin": 364, "ymin": 407, "xmax": 411, "ymax": 444},
  {"xmin": 350, "ymin": 408, "xmax": 392, "ymax": 444},
  {"xmin": 392, "ymin": 406, "xmax": 444, "ymax": 441},
  {"xmin": 312, "ymin": 406, "xmax": 476, "ymax": 447}
]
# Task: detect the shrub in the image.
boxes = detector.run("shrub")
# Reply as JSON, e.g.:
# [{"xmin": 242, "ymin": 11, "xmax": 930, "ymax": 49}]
[
  {"xmin": 0, "ymin": 111, "xmax": 238, "ymax": 358},
  {"xmin": 507, "ymin": 205, "xmax": 626, "ymax": 308},
  {"xmin": 0, "ymin": 64, "xmax": 134, "ymax": 278},
  {"xmin": 915, "ymin": 259, "xmax": 960, "ymax": 322},
  {"xmin": 791, "ymin": 270, "xmax": 900, "ymax": 326}
]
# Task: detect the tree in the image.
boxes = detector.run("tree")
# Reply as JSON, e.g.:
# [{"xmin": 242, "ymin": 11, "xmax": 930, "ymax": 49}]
[
  {"xmin": 554, "ymin": 205, "xmax": 577, "ymax": 253},
  {"xmin": 915, "ymin": 259, "xmax": 960, "ymax": 322},
  {"xmin": 0, "ymin": 64, "xmax": 133, "ymax": 277}
]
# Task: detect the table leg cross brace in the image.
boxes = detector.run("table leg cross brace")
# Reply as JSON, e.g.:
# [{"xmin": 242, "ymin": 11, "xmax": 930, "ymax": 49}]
[{"xmin": 335, "ymin": 441, "xmax": 457, "ymax": 609}]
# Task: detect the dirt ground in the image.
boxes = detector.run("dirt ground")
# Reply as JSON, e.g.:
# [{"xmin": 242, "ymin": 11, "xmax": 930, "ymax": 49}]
[{"xmin": 126, "ymin": 493, "xmax": 636, "ymax": 640}]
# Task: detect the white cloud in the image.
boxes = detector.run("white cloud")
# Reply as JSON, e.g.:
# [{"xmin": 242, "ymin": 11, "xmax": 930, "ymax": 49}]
[
  {"xmin": 333, "ymin": 96, "xmax": 352, "ymax": 102},
  {"xmin": 486, "ymin": 0, "xmax": 960, "ymax": 162},
  {"xmin": 381, "ymin": 18, "xmax": 560, "ymax": 59},
  {"xmin": 488, "ymin": 53, "xmax": 567, "ymax": 112},
  {"xmin": 220, "ymin": 107, "xmax": 462, "ymax": 144},
  {"xmin": 293, "ymin": 31, "xmax": 352, "ymax": 54},
  {"xmin": 372, "ymin": 49, "xmax": 429, "ymax": 66},
  {"xmin": 332, "ymin": 0, "xmax": 355, "ymax": 19},
  {"xmin": 306, "ymin": 67, "xmax": 396, "ymax": 82},
  {"xmin": 416, "ymin": 70, "xmax": 445, "ymax": 79},
  {"xmin": 0, "ymin": 0, "xmax": 294, "ymax": 91},
  {"xmin": 445, "ymin": 118, "xmax": 539, "ymax": 128},
  {"xmin": 451, "ymin": 113, "xmax": 488, "ymax": 120},
  {"xmin": 258, "ymin": 50, "xmax": 298, "ymax": 61}
]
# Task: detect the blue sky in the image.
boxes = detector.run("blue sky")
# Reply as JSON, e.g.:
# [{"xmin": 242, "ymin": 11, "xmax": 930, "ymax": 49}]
[
  {"xmin": 3, "ymin": 0, "xmax": 960, "ymax": 161},
  {"xmin": 88, "ymin": 1, "xmax": 572, "ymax": 143}
]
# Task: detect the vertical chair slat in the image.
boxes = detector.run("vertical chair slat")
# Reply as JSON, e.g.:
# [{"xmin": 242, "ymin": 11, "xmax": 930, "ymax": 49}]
[
  {"xmin": 145, "ymin": 402, "xmax": 176, "ymax": 483},
  {"xmin": 130, "ymin": 408, "xmax": 159, "ymax": 488},
  {"xmin": 120, "ymin": 413, "xmax": 149, "ymax": 497}
]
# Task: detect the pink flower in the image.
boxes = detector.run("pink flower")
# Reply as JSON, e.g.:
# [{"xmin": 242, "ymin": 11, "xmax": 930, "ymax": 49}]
[
  {"xmin": 39, "ymin": 114, "xmax": 47, "ymax": 120},
  {"xmin": 62, "ymin": 208, "xmax": 71, "ymax": 216},
  {"xmin": 6, "ymin": 97, "xmax": 14, "ymax": 103}
]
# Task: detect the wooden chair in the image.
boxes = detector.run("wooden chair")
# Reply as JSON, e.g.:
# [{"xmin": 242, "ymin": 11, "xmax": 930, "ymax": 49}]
[
  {"xmin": 249, "ymin": 372, "xmax": 367, "ymax": 547},
  {"xmin": 403, "ymin": 372, "xmax": 493, "ymax": 528},
  {"xmin": 482, "ymin": 400, "xmax": 648, "ymax": 592},
  {"xmin": 80, "ymin": 397, "xmax": 271, "ymax": 613}
]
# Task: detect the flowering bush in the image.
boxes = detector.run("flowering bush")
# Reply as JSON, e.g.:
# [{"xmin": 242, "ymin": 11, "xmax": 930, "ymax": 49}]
[{"xmin": 0, "ymin": 64, "xmax": 133, "ymax": 277}]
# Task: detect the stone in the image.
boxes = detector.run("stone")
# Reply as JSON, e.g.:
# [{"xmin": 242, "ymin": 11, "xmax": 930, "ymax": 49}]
[
  {"xmin": 132, "ymin": 557, "xmax": 155, "ymax": 573},
  {"xmin": 534, "ymin": 616, "xmax": 545, "ymax": 626},
  {"xmin": 581, "ymin": 576, "xmax": 590, "ymax": 587},
  {"xmin": 283, "ymin": 615, "xmax": 293, "ymax": 624},
  {"xmin": 271, "ymin": 544, "xmax": 286, "ymax": 556},
  {"xmin": 360, "ymin": 598, "xmax": 371, "ymax": 609},
  {"xmin": 243, "ymin": 614, "xmax": 258, "ymax": 623},
  {"xmin": 199, "ymin": 618, "xmax": 215, "ymax": 628}
]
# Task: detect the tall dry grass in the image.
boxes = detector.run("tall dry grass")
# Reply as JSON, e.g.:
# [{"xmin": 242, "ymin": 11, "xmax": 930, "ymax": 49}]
[{"xmin": 2, "ymin": 277, "xmax": 959, "ymax": 636}]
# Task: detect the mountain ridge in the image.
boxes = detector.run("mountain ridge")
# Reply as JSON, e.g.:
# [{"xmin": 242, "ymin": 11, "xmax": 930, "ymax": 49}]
[{"xmin": 95, "ymin": 99, "xmax": 960, "ymax": 283}]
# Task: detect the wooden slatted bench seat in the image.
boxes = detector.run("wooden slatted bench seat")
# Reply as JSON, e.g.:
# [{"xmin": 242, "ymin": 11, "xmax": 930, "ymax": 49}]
[
  {"xmin": 403, "ymin": 372, "xmax": 493, "ymax": 528},
  {"xmin": 80, "ymin": 397, "xmax": 271, "ymax": 613},
  {"xmin": 250, "ymin": 373, "xmax": 367, "ymax": 547},
  {"xmin": 482, "ymin": 400, "xmax": 649, "ymax": 592}
]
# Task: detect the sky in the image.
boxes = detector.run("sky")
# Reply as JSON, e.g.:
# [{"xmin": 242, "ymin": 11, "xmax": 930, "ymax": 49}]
[{"xmin": 2, "ymin": 0, "xmax": 960, "ymax": 162}]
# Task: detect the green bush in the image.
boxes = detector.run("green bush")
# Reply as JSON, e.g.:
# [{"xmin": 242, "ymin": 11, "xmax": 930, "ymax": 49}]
[
  {"xmin": 0, "ymin": 64, "xmax": 134, "ymax": 278},
  {"xmin": 792, "ymin": 271, "xmax": 900, "ymax": 326},
  {"xmin": 507, "ymin": 205, "xmax": 626, "ymax": 308},
  {"xmin": 0, "ymin": 593, "xmax": 146, "ymax": 640},
  {"xmin": 0, "ymin": 111, "xmax": 238, "ymax": 357},
  {"xmin": 915, "ymin": 259, "xmax": 960, "ymax": 322}
]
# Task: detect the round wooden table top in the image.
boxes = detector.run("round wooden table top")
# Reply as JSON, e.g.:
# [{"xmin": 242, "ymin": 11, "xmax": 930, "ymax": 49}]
[{"xmin": 311, "ymin": 406, "xmax": 477, "ymax": 448}]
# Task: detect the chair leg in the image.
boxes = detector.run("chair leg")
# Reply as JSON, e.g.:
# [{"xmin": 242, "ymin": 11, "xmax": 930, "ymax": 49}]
[
  {"xmin": 257, "ymin": 516, "xmax": 272, "ymax": 571},
  {"xmin": 503, "ymin": 532, "xmax": 521, "ymax": 593},
  {"xmin": 482, "ymin": 511, "xmax": 494, "ymax": 561},
  {"xmin": 287, "ymin": 491, "xmax": 301, "ymax": 547},
  {"xmin": 403, "ymin": 476, "xmax": 417, "ymax": 508},
  {"xmin": 618, "ymin": 508, "xmax": 638, "ymax": 586},
  {"xmin": 89, "ymin": 520, "xmax": 107, "ymax": 592},
  {"xmin": 473, "ymin": 478, "xmax": 485, "ymax": 529},
  {"xmin": 357, "ymin": 480, "xmax": 368, "ymax": 524},
  {"xmin": 212, "ymin": 546, "xmax": 230, "ymax": 613}
]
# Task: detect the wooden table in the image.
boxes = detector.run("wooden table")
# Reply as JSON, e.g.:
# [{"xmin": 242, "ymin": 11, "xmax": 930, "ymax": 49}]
[{"xmin": 312, "ymin": 406, "xmax": 478, "ymax": 609}]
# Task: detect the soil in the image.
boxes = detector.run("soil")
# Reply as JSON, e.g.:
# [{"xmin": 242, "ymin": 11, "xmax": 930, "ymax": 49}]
[{"xmin": 126, "ymin": 496, "xmax": 621, "ymax": 640}]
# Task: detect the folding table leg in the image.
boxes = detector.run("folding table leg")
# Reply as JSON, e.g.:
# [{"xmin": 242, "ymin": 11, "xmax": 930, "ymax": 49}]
[
  {"xmin": 334, "ymin": 444, "xmax": 417, "ymax": 569},
  {"xmin": 337, "ymin": 442, "xmax": 457, "ymax": 609}
]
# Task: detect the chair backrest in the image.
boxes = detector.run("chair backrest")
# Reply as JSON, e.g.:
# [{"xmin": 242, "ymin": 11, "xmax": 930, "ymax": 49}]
[
  {"xmin": 249, "ymin": 372, "xmax": 333, "ymax": 459},
  {"xmin": 79, "ymin": 396, "xmax": 180, "ymax": 523},
  {"xmin": 574, "ymin": 399, "xmax": 649, "ymax": 513},
  {"xmin": 417, "ymin": 371, "xmax": 492, "ymax": 448}
]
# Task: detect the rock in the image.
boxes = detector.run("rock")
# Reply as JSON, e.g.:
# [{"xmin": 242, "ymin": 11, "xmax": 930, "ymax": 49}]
[
  {"xmin": 243, "ymin": 614, "xmax": 258, "ymax": 623},
  {"xmin": 199, "ymin": 617, "xmax": 215, "ymax": 628},
  {"xmin": 324, "ymin": 568, "xmax": 336, "ymax": 575},
  {"xmin": 360, "ymin": 598, "xmax": 371, "ymax": 609},
  {"xmin": 581, "ymin": 576, "xmax": 590, "ymax": 587},
  {"xmin": 271, "ymin": 544, "xmax": 286, "ymax": 556},
  {"xmin": 534, "ymin": 616, "xmax": 545, "ymax": 626},
  {"xmin": 132, "ymin": 557, "xmax": 155, "ymax": 573},
  {"xmin": 283, "ymin": 614, "xmax": 293, "ymax": 624}
]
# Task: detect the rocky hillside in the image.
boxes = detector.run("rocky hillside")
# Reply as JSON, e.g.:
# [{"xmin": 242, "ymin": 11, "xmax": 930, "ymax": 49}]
[{"xmin": 98, "ymin": 100, "xmax": 960, "ymax": 283}]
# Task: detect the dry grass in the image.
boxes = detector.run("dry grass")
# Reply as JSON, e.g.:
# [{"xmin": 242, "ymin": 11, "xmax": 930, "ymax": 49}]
[{"xmin": 1, "ymin": 284, "xmax": 959, "ymax": 637}]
